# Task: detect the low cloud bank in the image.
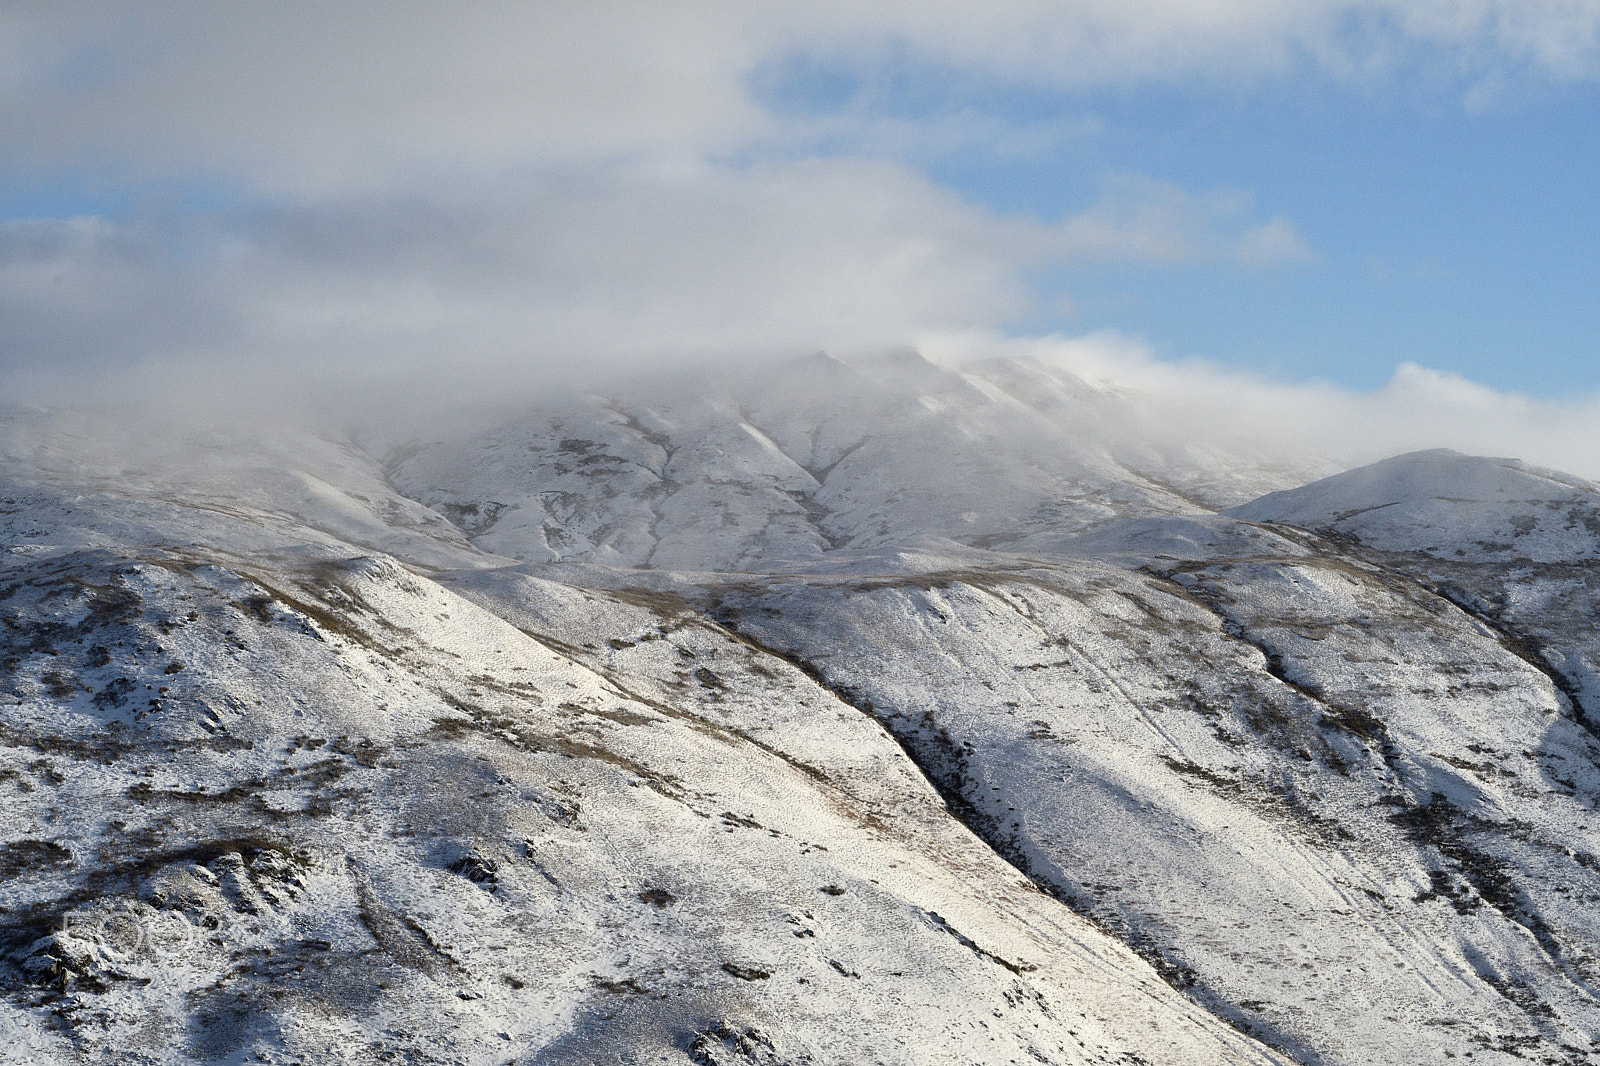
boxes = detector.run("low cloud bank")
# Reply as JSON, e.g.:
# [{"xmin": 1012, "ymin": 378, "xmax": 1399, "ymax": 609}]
[
  {"xmin": 925, "ymin": 330, "xmax": 1600, "ymax": 483},
  {"xmin": 8, "ymin": 325, "xmax": 1594, "ymax": 496}
]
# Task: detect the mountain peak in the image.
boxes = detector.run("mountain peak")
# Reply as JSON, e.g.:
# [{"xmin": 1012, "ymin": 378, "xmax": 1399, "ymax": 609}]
[{"xmin": 1228, "ymin": 448, "xmax": 1600, "ymax": 561}]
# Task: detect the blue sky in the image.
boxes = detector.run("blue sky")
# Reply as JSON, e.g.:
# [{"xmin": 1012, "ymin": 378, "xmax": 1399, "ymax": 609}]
[
  {"xmin": 758, "ymin": 49, "xmax": 1600, "ymax": 395},
  {"xmin": 1040, "ymin": 84, "xmax": 1600, "ymax": 396},
  {"xmin": 1, "ymin": 3, "xmax": 1597, "ymax": 401}
]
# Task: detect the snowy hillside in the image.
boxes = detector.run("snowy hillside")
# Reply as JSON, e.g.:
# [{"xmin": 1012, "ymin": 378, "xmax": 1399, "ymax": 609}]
[
  {"xmin": 385, "ymin": 351, "xmax": 1337, "ymax": 570},
  {"xmin": 1229, "ymin": 448, "xmax": 1600, "ymax": 563},
  {"xmin": 1, "ymin": 354, "xmax": 1598, "ymax": 1065}
]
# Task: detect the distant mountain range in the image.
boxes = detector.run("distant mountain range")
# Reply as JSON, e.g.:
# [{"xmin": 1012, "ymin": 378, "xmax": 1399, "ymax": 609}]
[{"xmin": 2, "ymin": 352, "xmax": 1597, "ymax": 1065}]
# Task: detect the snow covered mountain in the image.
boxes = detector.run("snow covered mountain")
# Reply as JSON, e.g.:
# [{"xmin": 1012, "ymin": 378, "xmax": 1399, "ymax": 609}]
[
  {"xmin": 1, "ymin": 352, "xmax": 1598, "ymax": 1065},
  {"xmin": 384, "ymin": 351, "xmax": 1336, "ymax": 570}
]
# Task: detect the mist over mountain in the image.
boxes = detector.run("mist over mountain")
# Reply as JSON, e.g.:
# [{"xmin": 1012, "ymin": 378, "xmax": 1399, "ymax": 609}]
[{"xmin": 2, "ymin": 350, "xmax": 1598, "ymax": 1064}]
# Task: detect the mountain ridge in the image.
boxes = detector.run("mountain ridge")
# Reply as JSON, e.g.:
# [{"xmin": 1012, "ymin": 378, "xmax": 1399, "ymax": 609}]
[{"xmin": 1, "ymin": 355, "xmax": 1597, "ymax": 1064}]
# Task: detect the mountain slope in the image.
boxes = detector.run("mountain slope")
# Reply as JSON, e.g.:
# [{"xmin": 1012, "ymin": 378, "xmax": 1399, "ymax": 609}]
[
  {"xmin": 385, "ymin": 352, "xmax": 1335, "ymax": 570},
  {"xmin": 2, "ymin": 360, "xmax": 1599, "ymax": 1064},
  {"xmin": 1228, "ymin": 448, "xmax": 1600, "ymax": 563},
  {"xmin": 0, "ymin": 402, "xmax": 1285, "ymax": 1065},
  {"xmin": 696, "ymin": 527, "xmax": 1600, "ymax": 1064},
  {"xmin": 1230, "ymin": 449, "xmax": 1600, "ymax": 768}
]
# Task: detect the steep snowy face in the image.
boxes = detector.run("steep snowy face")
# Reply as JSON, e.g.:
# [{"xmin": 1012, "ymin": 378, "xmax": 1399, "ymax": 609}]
[
  {"xmin": 0, "ymin": 410, "xmax": 1284, "ymax": 1065},
  {"xmin": 1230, "ymin": 446, "xmax": 1600, "ymax": 803},
  {"xmin": 1229, "ymin": 449, "xmax": 1600, "ymax": 563},
  {"xmin": 0, "ymin": 407, "xmax": 497, "ymax": 571},
  {"xmin": 386, "ymin": 352, "xmax": 1336, "ymax": 570},
  {"xmin": 707, "ymin": 538, "xmax": 1600, "ymax": 1066}
]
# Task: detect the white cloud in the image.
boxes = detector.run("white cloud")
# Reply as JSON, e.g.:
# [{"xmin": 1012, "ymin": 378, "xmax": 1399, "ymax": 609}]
[
  {"xmin": 1054, "ymin": 177, "xmax": 1312, "ymax": 266},
  {"xmin": 0, "ymin": 159, "xmax": 1056, "ymax": 384},
  {"xmin": 3, "ymin": 3, "xmax": 1596, "ymax": 193},
  {"xmin": 0, "ymin": 215, "xmax": 217, "ymax": 363},
  {"xmin": 1234, "ymin": 217, "xmax": 1313, "ymax": 267},
  {"xmin": 922, "ymin": 330, "xmax": 1600, "ymax": 482},
  {"xmin": 0, "ymin": 156, "xmax": 1325, "ymax": 389},
  {"xmin": 0, "ymin": 4, "xmax": 1322, "ymax": 385},
  {"xmin": 0, "ymin": 2, "xmax": 765, "ymax": 193},
  {"xmin": 806, "ymin": 1, "xmax": 1600, "ymax": 90},
  {"xmin": 1389, "ymin": 0, "xmax": 1600, "ymax": 82}
]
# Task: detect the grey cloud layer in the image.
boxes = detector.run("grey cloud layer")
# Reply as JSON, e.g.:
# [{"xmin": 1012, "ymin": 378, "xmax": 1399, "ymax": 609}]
[
  {"xmin": 2, "ymin": 1, "xmax": 1595, "ymax": 440},
  {"xmin": 0, "ymin": 160, "xmax": 1310, "ymax": 385},
  {"xmin": 6, "ymin": 2, "xmax": 1595, "ymax": 190}
]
